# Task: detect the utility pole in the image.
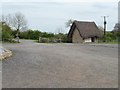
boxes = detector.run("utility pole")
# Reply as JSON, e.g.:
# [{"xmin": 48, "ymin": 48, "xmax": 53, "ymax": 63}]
[{"xmin": 101, "ymin": 16, "xmax": 109, "ymax": 42}]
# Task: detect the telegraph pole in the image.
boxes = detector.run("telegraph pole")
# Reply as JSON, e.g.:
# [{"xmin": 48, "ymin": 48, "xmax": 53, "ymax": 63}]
[{"xmin": 101, "ymin": 16, "xmax": 109, "ymax": 42}]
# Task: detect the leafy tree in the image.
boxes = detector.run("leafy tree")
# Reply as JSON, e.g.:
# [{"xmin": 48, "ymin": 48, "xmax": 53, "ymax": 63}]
[
  {"xmin": 1, "ymin": 22, "xmax": 14, "ymax": 42},
  {"xmin": 32, "ymin": 30, "xmax": 41, "ymax": 40},
  {"xmin": 0, "ymin": 22, "xmax": 2, "ymax": 41}
]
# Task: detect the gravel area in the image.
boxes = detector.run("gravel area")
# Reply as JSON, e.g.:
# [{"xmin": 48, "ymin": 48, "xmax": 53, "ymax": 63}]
[{"xmin": 2, "ymin": 40, "xmax": 118, "ymax": 88}]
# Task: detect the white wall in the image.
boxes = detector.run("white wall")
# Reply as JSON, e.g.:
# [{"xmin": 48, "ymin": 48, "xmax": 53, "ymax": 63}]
[{"xmin": 84, "ymin": 38, "xmax": 92, "ymax": 42}]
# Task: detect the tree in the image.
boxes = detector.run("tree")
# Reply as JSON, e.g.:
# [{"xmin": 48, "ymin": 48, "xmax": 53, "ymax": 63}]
[
  {"xmin": 1, "ymin": 22, "xmax": 14, "ymax": 42},
  {"xmin": 65, "ymin": 19, "xmax": 74, "ymax": 27},
  {"xmin": 12, "ymin": 12, "xmax": 27, "ymax": 42},
  {"xmin": 112, "ymin": 23, "xmax": 120, "ymax": 42},
  {"xmin": 4, "ymin": 12, "xmax": 27, "ymax": 42},
  {"xmin": 1, "ymin": 13, "xmax": 27, "ymax": 42},
  {"xmin": 57, "ymin": 27, "xmax": 64, "ymax": 34},
  {"xmin": 0, "ymin": 15, "xmax": 14, "ymax": 42},
  {"xmin": 98, "ymin": 26, "xmax": 104, "ymax": 35},
  {"xmin": 113, "ymin": 23, "xmax": 120, "ymax": 31}
]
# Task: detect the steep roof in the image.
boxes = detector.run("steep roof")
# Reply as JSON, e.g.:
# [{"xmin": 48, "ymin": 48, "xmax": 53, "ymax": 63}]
[{"xmin": 68, "ymin": 21, "xmax": 101, "ymax": 39}]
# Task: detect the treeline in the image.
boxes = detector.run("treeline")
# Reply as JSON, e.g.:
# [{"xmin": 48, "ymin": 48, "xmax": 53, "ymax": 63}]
[
  {"xmin": 1, "ymin": 21, "xmax": 120, "ymax": 43},
  {"xmin": 0, "ymin": 22, "xmax": 68, "ymax": 43},
  {"xmin": 19, "ymin": 30, "xmax": 68, "ymax": 43},
  {"xmin": 1, "ymin": 12, "xmax": 120, "ymax": 43},
  {"xmin": 98, "ymin": 31, "xmax": 120, "ymax": 43},
  {"xmin": 0, "ymin": 22, "xmax": 15, "ymax": 42},
  {"xmin": 0, "ymin": 12, "xmax": 68, "ymax": 43}
]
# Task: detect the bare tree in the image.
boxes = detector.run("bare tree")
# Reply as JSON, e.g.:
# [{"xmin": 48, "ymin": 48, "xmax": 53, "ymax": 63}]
[
  {"xmin": 1, "ymin": 13, "xmax": 27, "ymax": 42},
  {"xmin": 1, "ymin": 14, "xmax": 12, "ymax": 26},
  {"xmin": 98, "ymin": 26, "xmax": 104, "ymax": 35},
  {"xmin": 5, "ymin": 14, "xmax": 12, "ymax": 26},
  {"xmin": 98, "ymin": 26, "xmax": 104, "ymax": 31},
  {"xmin": 1, "ymin": 15, "xmax": 6, "ymax": 24},
  {"xmin": 11, "ymin": 12, "xmax": 27, "ymax": 42},
  {"xmin": 57, "ymin": 27, "xmax": 63, "ymax": 34},
  {"xmin": 65, "ymin": 19, "xmax": 74, "ymax": 28},
  {"xmin": 118, "ymin": 23, "xmax": 120, "ymax": 31},
  {"xmin": 113, "ymin": 23, "xmax": 120, "ymax": 31},
  {"xmin": 56, "ymin": 27, "xmax": 64, "ymax": 43}
]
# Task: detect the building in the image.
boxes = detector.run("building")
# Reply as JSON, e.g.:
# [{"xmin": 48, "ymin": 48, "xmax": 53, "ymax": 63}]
[{"xmin": 67, "ymin": 20, "xmax": 101, "ymax": 43}]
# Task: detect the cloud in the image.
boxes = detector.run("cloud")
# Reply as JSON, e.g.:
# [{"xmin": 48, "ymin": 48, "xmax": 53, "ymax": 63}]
[
  {"xmin": 1, "ymin": 0, "xmax": 119, "ymax": 2},
  {"xmin": 118, "ymin": 1, "xmax": 120, "ymax": 23},
  {"xmin": 2, "ymin": 1, "xmax": 118, "ymax": 33}
]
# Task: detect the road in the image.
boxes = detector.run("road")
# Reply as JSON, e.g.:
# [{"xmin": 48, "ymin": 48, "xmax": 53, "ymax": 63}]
[{"xmin": 2, "ymin": 40, "xmax": 118, "ymax": 88}]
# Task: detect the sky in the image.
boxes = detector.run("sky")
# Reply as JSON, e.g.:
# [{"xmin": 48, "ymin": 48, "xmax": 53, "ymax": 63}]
[
  {"xmin": 1, "ymin": 0, "xmax": 119, "ymax": 33},
  {"xmin": 118, "ymin": 1, "xmax": 120, "ymax": 23}
]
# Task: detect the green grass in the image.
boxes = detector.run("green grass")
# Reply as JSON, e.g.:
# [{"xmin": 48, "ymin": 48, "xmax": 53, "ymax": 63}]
[
  {"xmin": 33, "ymin": 40, "xmax": 39, "ymax": 43},
  {"xmin": 2, "ymin": 41, "xmax": 20, "ymax": 44},
  {"xmin": 97, "ymin": 41, "xmax": 119, "ymax": 44}
]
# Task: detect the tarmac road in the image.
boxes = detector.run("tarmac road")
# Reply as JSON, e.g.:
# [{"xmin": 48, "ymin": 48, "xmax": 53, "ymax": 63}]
[{"xmin": 2, "ymin": 40, "xmax": 118, "ymax": 88}]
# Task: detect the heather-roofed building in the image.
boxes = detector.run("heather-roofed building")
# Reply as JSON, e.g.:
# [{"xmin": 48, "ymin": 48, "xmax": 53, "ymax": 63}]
[{"xmin": 67, "ymin": 20, "xmax": 101, "ymax": 43}]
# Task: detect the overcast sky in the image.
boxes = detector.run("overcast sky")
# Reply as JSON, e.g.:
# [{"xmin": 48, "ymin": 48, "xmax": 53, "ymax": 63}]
[
  {"xmin": 1, "ymin": 0, "xmax": 118, "ymax": 33},
  {"xmin": 118, "ymin": 1, "xmax": 120, "ymax": 23}
]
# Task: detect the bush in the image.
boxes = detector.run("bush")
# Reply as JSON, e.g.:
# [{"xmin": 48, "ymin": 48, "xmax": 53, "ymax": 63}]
[
  {"xmin": 1, "ymin": 23, "xmax": 14, "ymax": 42},
  {"xmin": 39, "ymin": 38, "xmax": 49, "ymax": 43},
  {"xmin": 98, "ymin": 31, "xmax": 119, "ymax": 43}
]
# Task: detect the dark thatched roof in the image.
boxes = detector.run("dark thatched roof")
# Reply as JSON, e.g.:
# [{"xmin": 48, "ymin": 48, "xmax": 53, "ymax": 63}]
[{"xmin": 68, "ymin": 21, "xmax": 101, "ymax": 39}]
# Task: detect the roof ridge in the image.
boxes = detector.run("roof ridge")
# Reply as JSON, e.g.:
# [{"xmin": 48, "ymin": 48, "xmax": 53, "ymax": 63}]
[{"xmin": 74, "ymin": 20, "xmax": 94, "ymax": 23}]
